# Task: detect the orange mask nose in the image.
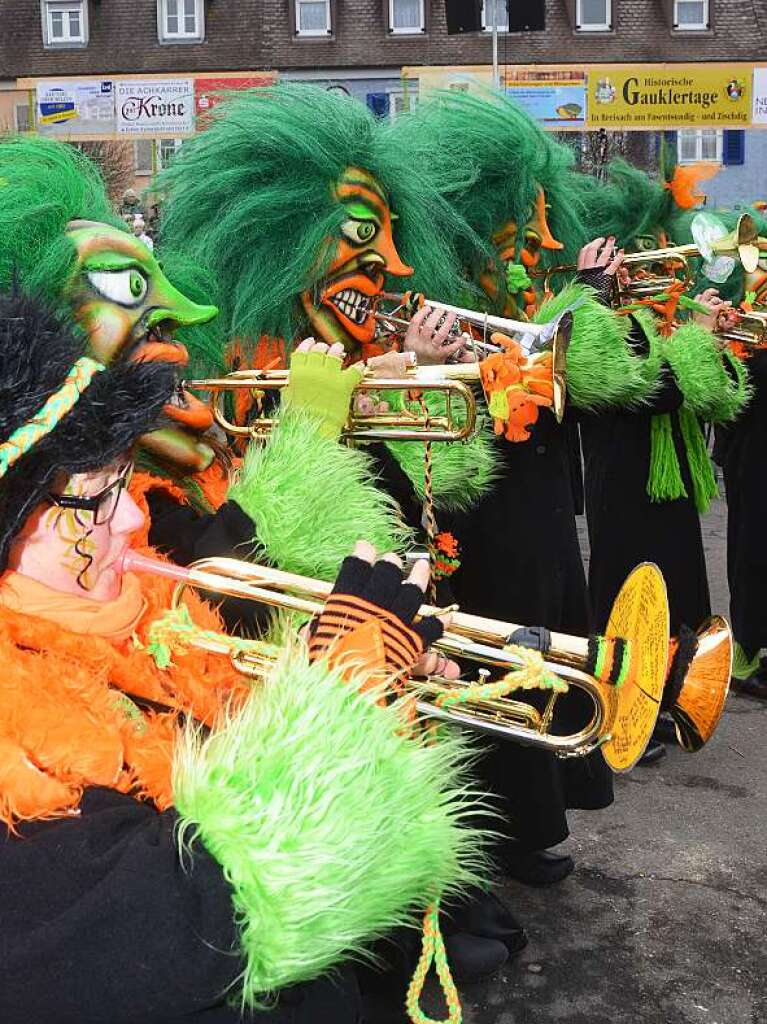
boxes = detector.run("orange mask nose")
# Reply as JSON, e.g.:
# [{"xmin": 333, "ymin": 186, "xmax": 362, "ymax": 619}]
[{"xmin": 533, "ymin": 189, "xmax": 564, "ymax": 251}]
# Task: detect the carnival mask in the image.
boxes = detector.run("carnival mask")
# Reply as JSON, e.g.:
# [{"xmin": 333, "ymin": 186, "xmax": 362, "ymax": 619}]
[
  {"xmin": 299, "ymin": 167, "xmax": 413, "ymax": 355},
  {"xmin": 66, "ymin": 221, "xmax": 218, "ymax": 471}
]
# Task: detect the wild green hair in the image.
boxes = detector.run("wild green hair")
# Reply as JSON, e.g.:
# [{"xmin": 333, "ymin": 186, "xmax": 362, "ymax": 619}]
[
  {"xmin": 387, "ymin": 89, "xmax": 590, "ymax": 298},
  {"xmin": 155, "ymin": 84, "xmax": 477, "ymax": 374},
  {"xmin": 568, "ymin": 158, "xmax": 674, "ymax": 251},
  {"xmin": 0, "ymin": 135, "xmax": 121, "ymax": 308}
]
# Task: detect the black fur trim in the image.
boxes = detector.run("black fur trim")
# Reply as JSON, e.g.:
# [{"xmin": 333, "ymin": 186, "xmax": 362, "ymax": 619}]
[{"xmin": 661, "ymin": 624, "xmax": 698, "ymax": 711}]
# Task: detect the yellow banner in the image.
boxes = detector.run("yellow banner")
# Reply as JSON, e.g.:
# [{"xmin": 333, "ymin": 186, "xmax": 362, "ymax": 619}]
[{"xmin": 587, "ymin": 64, "xmax": 752, "ymax": 129}]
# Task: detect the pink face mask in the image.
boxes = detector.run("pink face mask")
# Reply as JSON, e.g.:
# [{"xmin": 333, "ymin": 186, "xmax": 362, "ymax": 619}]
[{"xmin": 8, "ymin": 460, "xmax": 145, "ymax": 602}]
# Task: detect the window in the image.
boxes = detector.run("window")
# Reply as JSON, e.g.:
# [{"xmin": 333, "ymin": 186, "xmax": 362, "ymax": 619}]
[
  {"xmin": 15, "ymin": 103, "xmax": 32, "ymax": 132},
  {"xmin": 388, "ymin": 90, "xmax": 419, "ymax": 121},
  {"xmin": 295, "ymin": 0, "xmax": 331, "ymax": 35},
  {"xmin": 388, "ymin": 0, "xmax": 425, "ymax": 34},
  {"xmin": 677, "ymin": 129, "xmax": 722, "ymax": 164},
  {"xmin": 42, "ymin": 0, "xmax": 86, "ymax": 45},
  {"xmin": 482, "ymin": 0, "xmax": 509, "ymax": 31},
  {"xmin": 158, "ymin": 138, "xmax": 183, "ymax": 169},
  {"xmin": 576, "ymin": 0, "xmax": 611, "ymax": 31},
  {"xmin": 673, "ymin": 0, "xmax": 709, "ymax": 29},
  {"xmin": 158, "ymin": 0, "xmax": 204, "ymax": 41},
  {"xmin": 134, "ymin": 140, "xmax": 155, "ymax": 176}
]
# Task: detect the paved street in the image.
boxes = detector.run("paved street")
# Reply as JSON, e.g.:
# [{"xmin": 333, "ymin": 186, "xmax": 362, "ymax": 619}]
[{"xmin": 459, "ymin": 493, "xmax": 767, "ymax": 1024}]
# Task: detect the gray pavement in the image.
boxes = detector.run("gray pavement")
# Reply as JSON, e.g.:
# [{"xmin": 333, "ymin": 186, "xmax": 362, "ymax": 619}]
[{"xmin": 458, "ymin": 494, "xmax": 767, "ymax": 1024}]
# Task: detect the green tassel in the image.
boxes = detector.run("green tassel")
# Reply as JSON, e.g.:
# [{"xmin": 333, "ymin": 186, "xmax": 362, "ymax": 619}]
[
  {"xmin": 678, "ymin": 407, "xmax": 718, "ymax": 514},
  {"xmin": 732, "ymin": 641, "xmax": 760, "ymax": 680},
  {"xmin": 647, "ymin": 413, "xmax": 686, "ymax": 503}
]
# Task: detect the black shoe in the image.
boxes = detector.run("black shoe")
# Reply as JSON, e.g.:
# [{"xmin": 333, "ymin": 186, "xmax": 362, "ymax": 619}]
[
  {"xmin": 653, "ymin": 715, "xmax": 678, "ymax": 744},
  {"xmin": 638, "ymin": 739, "xmax": 667, "ymax": 765},
  {"xmin": 443, "ymin": 932, "xmax": 509, "ymax": 983},
  {"xmin": 443, "ymin": 887, "xmax": 528, "ymax": 957},
  {"xmin": 504, "ymin": 847, "xmax": 575, "ymax": 886}
]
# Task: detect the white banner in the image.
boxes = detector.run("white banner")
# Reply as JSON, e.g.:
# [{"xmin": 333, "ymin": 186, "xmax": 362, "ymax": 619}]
[
  {"xmin": 37, "ymin": 79, "xmax": 115, "ymax": 135},
  {"xmin": 753, "ymin": 67, "xmax": 767, "ymax": 124},
  {"xmin": 116, "ymin": 79, "xmax": 194, "ymax": 135}
]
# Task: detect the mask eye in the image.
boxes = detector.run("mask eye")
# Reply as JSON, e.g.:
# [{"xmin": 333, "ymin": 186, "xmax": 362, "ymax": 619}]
[
  {"xmin": 341, "ymin": 218, "xmax": 378, "ymax": 245},
  {"xmin": 635, "ymin": 236, "xmax": 656, "ymax": 252},
  {"xmin": 86, "ymin": 268, "xmax": 149, "ymax": 307}
]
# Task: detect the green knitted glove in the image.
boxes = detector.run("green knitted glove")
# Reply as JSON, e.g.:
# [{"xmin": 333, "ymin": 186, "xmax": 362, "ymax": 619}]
[{"xmin": 282, "ymin": 349, "xmax": 364, "ymax": 440}]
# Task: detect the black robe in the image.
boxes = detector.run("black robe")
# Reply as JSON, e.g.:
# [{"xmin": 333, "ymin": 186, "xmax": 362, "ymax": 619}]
[
  {"xmin": 446, "ymin": 410, "xmax": 614, "ymax": 853},
  {"xmin": 580, "ymin": 364, "xmax": 711, "ymax": 636},
  {"xmin": 0, "ymin": 788, "xmax": 363, "ymax": 1024},
  {"xmin": 720, "ymin": 350, "xmax": 767, "ymax": 657}
]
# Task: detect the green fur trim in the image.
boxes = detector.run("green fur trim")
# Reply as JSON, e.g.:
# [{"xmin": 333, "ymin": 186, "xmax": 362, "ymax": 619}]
[
  {"xmin": 661, "ymin": 323, "xmax": 752, "ymax": 423},
  {"xmin": 228, "ymin": 411, "xmax": 412, "ymax": 580},
  {"xmin": 647, "ymin": 413, "xmax": 686, "ymax": 503},
  {"xmin": 628, "ymin": 308, "xmax": 666, "ymax": 393},
  {"xmin": 533, "ymin": 284, "xmax": 649, "ymax": 410},
  {"xmin": 173, "ymin": 649, "xmax": 489, "ymax": 1002},
  {"xmin": 383, "ymin": 392, "xmax": 500, "ymax": 513},
  {"xmin": 679, "ymin": 406, "xmax": 718, "ymax": 514}
]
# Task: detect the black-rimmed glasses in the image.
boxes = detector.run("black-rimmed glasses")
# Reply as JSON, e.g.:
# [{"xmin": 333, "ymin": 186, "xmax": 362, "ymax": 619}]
[{"xmin": 47, "ymin": 462, "xmax": 134, "ymax": 526}]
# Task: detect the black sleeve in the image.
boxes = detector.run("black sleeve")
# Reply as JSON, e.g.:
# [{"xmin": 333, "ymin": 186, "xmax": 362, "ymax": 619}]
[{"xmin": 0, "ymin": 789, "xmax": 362, "ymax": 1024}]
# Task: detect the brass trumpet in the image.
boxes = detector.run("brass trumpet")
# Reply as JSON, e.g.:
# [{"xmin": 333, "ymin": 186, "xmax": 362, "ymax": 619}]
[
  {"xmin": 715, "ymin": 309, "xmax": 767, "ymax": 349},
  {"xmin": 185, "ymin": 365, "xmax": 479, "ymax": 443},
  {"xmin": 122, "ymin": 550, "xmax": 733, "ymax": 770},
  {"xmin": 533, "ymin": 212, "xmax": 763, "ymax": 306},
  {"xmin": 374, "ymin": 291, "xmax": 572, "ymax": 421}
]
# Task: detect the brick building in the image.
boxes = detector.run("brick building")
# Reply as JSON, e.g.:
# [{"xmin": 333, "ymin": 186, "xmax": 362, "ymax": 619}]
[{"xmin": 1, "ymin": 0, "xmax": 766, "ymax": 198}]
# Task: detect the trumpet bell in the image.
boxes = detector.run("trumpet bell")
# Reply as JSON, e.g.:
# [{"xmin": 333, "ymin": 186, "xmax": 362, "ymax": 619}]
[
  {"xmin": 668, "ymin": 616, "xmax": 732, "ymax": 753},
  {"xmin": 598, "ymin": 562, "xmax": 669, "ymax": 772}
]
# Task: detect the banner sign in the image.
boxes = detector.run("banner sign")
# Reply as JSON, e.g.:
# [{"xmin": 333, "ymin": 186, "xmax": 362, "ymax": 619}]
[
  {"xmin": 36, "ymin": 79, "xmax": 114, "ymax": 135},
  {"xmin": 753, "ymin": 68, "xmax": 767, "ymax": 125},
  {"xmin": 116, "ymin": 79, "xmax": 194, "ymax": 135},
  {"xmin": 194, "ymin": 74, "xmax": 275, "ymax": 118},
  {"xmin": 586, "ymin": 65, "xmax": 752, "ymax": 129},
  {"xmin": 505, "ymin": 69, "xmax": 586, "ymax": 129}
]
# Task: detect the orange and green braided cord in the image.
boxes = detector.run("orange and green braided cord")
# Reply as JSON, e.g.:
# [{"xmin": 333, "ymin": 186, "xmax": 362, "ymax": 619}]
[{"xmin": 406, "ymin": 902, "xmax": 462, "ymax": 1024}]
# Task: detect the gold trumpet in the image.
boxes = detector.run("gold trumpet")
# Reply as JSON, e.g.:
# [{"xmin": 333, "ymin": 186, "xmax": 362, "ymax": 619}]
[
  {"xmin": 533, "ymin": 212, "xmax": 762, "ymax": 306},
  {"xmin": 122, "ymin": 550, "xmax": 733, "ymax": 770},
  {"xmin": 715, "ymin": 309, "xmax": 767, "ymax": 349},
  {"xmin": 185, "ymin": 365, "xmax": 479, "ymax": 444},
  {"xmin": 374, "ymin": 291, "xmax": 572, "ymax": 421}
]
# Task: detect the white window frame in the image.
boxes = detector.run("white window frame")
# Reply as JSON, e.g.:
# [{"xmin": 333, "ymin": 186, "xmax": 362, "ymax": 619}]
[
  {"xmin": 576, "ymin": 0, "xmax": 611, "ymax": 31},
  {"xmin": 673, "ymin": 0, "xmax": 709, "ymax": 30},
  {"xmin": 387, "ymin": 90, "xmax": 419, "ymax": 122},
  {"xmin": 388, "ymin": 0, "xmax": 425, "ymax": 35},
  {"xmin": 134, "ymin": 140, "xmax": 155, "ymax": 177},
  {"xmin": 294, "ymin": 0, "xmax": 332, "ymax": 36},
  {"xmin": 157, "ymin": 138, "xmax": 183, "ymax": 170},
  {"xmin": 15, "ymin": 103, "xmax": 32, "ymax": 132},
  {"xmin": 41, "ymin": 0, "xmax": 87, "ymax": 46},
  {"xmin": 677, "ymin": 129, "xmax": 723, "ymax": 165},
  {"xmin": 481, "ymin": 0, "xmax": 509, "ymax": 32},
  {"xmin": 157, "ymin": 0, "xmax": 205, "ymax": 43}
]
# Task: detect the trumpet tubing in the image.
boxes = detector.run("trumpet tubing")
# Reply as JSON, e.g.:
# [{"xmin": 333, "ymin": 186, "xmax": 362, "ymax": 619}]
[
  {"xmin": 184, "ymin": 367, "xmax": 479, "ymax": 443},
  {"xmin": 716, "ymin": 310, "xmax": 767, "ymax": 349},
  {"xmin": 122, "ymin": 551, "xmax": 721, "ymax": 772}
]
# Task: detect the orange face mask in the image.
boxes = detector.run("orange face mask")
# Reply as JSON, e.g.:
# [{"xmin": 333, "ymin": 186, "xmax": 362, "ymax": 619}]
[{"xmin": 300, "ymin": 167, "xmax": 413, "ymax": 355}]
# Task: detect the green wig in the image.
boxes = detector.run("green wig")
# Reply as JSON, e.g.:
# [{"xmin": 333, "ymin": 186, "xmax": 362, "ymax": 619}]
[
  {"xmin": 0, "ymin": 135, "xmax": 121, "ymax": 308},
  {"xmin": 156, "ymin": 84, "xmax": 479, "ymax": 374}
]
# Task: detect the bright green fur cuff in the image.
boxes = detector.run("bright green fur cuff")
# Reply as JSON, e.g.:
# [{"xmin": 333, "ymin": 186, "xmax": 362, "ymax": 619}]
[
  {"xmin": 383, "ymin": 392, "xmax": 500, "ymax": 512},
  {"xmin": 173, "ymin": 652, "xmax": 487, "ymax": 1003},
  {"xmin": 661, "ymin": 323, "xmax": 752, "ymax": 423},
  {"xmin": 534, "ymin": 284, "xmax": 650, "ymax": 409},
  {"xmin": 227, "ymin": 411, "xmax": 412, "ymax": 580}
]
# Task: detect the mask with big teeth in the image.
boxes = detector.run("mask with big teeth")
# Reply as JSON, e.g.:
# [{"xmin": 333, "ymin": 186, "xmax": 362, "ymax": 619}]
[
  {"xmin": 299, "ymin": 167, "xmax": 413, "ymax": 355},
  {"xmin": 65, "ymin": 221, "xmax": 218, "ymax": 471}
]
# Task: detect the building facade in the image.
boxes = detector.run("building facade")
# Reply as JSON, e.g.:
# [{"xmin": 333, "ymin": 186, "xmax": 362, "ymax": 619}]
[{"xmin": 1, "ymin": 0, "xmax": 766, "ymax": 201}]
